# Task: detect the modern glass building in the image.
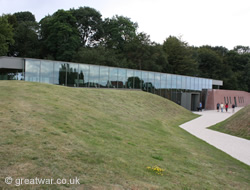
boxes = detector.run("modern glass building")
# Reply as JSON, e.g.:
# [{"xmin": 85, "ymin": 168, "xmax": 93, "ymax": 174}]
[{"xmin": 0, "ymin": 56, "xmax": 223, "ymax": 110}]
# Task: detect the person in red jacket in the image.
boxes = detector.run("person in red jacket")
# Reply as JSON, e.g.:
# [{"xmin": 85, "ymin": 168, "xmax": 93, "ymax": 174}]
[{"xmin": 225, "ymin": 103, "xmax": 229, "ymax": 112}]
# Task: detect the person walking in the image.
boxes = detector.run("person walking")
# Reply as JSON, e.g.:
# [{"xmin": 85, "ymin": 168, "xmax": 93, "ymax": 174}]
[
  {"xmin": 220, "ymin": 103, "xmax": 224, "ymax": 112},
  {"xmin": 225, "ymin": 103, "xmax": 229, "ymax": 112},
  {"xmin": 217, "ymin": 103, "xmax": 220, "ymax": 112},
  {"xmin": 199, "ymin": 102, "xmax": 202, "ymax": 112},
  {"xmin": 232, "ymin": 104, "xmax": 235, "ymax": 113}
]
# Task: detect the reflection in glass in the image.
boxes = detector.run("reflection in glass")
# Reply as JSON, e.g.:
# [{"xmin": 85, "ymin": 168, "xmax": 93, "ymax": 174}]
[
  {"xmin": 148, "ymin": 72, "xmax": 155, "ymax": 93},
  {"xmin": 89, "ymin": 65, "xmax": 100, "ymax": 87},
  {"xmin": 99, "ymin": 66, "xmax": 109, "ymax": 88},
  {"xmin": 25, "ymin": 60, "xmax": 40, "ymax": 82},
  {"xmin": 134, "ymin": 70, "xmax": 142, "ymax": 89},
  {"xmin": 160, "ymin": 74, "xmax": 167, "ymax": 97},
  {"xmin": 208, "ymin": 80, "xmax": 212, "ymax": 89},
  {"xmin": 109, "ymin": 68, "xmax": 118, "ymax": 88},
  {"xmin": 186, "ymin": 77, "xmax": 191, "ymax": 90},
  {"xmin": 205, "ymin": 79, "xmax": 209, "ymax": 89},
  {"xmin": 176, "ymin": 75, "xmax": 182, "ymax": 89},
  {"xmin": 194, "ymin": 78, "xmax": 199, "ymax": 90},
  {"xmin": 198, "ymin": 78, "xmax": 202, "ymax": 91},
  {"xmin": 142, "ymin": 71, "xmax": 148, "ymax": 91},
  {"xmin": 118, "ymin": 68, "xmax": 127, "ymax": 88},
  {"xmin": 181, "ymin": 76, "xmax": 186, "ymax": 90},
  {"xmin": 167, "ymin": 74, "xmax": 171, "ymax": 88},
  {"xmin": 67, "ymin": 63, "xmax": 78, "ymax": 87},
  {"xmin": 126, "ymin": 69, "xmax": 134, "ymax": 89},
  {"xmin": 190, "ymin": 77, "xmax": 195, "ymax": 90},
  {"xmin": 171, "ymin": 75, "xmax": 177, "ymax": 89},
  {"xmin": 155, "ymin": 73, "xmax": 161, "ymax": 95},
  {"xmin": 41, "ymin": 61, "xmax": 53, "ymax": 84},
  {"xmin": 54, "ymin": 62, "xmax": 66, "ymax": 85},
  {"xmin": 79, "ymin": 64, "xmax": 89, "ymax": 87}
]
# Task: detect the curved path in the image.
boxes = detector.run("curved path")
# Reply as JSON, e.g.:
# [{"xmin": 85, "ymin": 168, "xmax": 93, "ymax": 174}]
[{"xmin": 180, "ymin": 107, "xmax": 250, "ymax": 166}]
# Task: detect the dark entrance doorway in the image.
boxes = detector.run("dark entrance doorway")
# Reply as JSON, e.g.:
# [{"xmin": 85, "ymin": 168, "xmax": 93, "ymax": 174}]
[{"xmin": 191, "ymin": 94, "xmax": 199, "ymax": 111}]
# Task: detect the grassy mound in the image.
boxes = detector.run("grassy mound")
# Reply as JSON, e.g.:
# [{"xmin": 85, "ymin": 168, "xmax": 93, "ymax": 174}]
[
  {"xmin": 209, "ymin": 105, "xmax": 250, "ymax": 140},
  {"xmin": 0, "ymin": 81, "xmax": 249, "ymax": 189}
]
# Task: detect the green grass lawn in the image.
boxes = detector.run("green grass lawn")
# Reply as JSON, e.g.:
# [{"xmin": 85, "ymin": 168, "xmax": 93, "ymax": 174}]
[
  {"xmin": 0, "ymin": 81, "xmax": 250, "ymax": 189},
  {"xmin": 209, "ymin": 105, "xmax": 250, "ymax": 140}
]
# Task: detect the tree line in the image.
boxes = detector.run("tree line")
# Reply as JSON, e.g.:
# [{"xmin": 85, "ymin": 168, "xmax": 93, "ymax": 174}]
[{"xmin": 0, "ymin": 7, "xmax": 250, "ymax": 92}]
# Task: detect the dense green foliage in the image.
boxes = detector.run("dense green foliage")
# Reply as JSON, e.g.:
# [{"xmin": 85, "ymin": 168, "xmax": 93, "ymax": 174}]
[
  {"xmin": 1, "ymin": 7, "xmax": 250, "ymax": 91},
  {"xmin": 0, "ymin": 15, "xmax": 14, "ymax": 55}
]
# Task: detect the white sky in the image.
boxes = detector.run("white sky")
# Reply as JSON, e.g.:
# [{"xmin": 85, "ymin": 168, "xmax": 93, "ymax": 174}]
[{"xmin": 0, "ymin": 0, "xmax": 249, "ymax": 50}]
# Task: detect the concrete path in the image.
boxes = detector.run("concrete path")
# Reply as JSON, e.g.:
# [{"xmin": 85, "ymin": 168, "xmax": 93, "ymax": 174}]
[{"xmin": 180, "ymin": 107, "xmax": 250, "ymax": 166}]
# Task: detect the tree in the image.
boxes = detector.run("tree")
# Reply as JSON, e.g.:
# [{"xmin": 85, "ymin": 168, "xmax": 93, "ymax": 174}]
[
  {"xmin": 123, "ymin": 32, "xmax": 152, "ymax": 70},
  {"xmin": 40, "ymin": 10, "xmax": 80, "ymax": 61},
  {"xmin": 233, "ymin": 45, "xmax": 250, "ymax": 54},
  {"xmin": 163, "ymin": 36, "xmax": 198, "ymax": 75},
  {"xmin": 73, "ymin": 46, "xmax": 123, "ymax": 67},
  {"xmin": 14, "ymin": 11, "xmax": 36, "ymax": 22},
  {"xmin": 71, "ymin": 7, "xmax": 103, "ymax": 47},
  {"xmin": 6, "ymin": 12, "xmax": 40, "ymax": 57},
  {"xmin": 11, "ymin": 21, "xmax": 39, "ymax": 57},
  {"xmin": 0, "ymin": 15, "xmax": 14, "ymax": 56},
  {"xmin": 197, "ymin": 46, "xmax": 223, "ymax": 79},
  {"xmin": 102, "ymin": 15, "xmax": 138, "ymax": 51}
]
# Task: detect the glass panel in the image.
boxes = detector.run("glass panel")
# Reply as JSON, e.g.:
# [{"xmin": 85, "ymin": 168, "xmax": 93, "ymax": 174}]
[
  {"xmin": 176, "ymin": 75, "xmax": 181, "ymax": 89},
  {"xmin": 67, "ymin": 63, "xmax": 78, "ymax": 87},
  {"xmin": 54, "ymin": 62, "xmax": 66, "ymax": 85},
  {"xmin": 201, "ymin": 78, "xmax": 206, "ymax": 89},
  {"xmin": 186, "ymin": 77, "xmax": 191, "ymax": 90},
  {"xmin": 190, "ymin": 77, "xmax": 195, "ymax": 90},
  {"xmin": 79, "ymin": 64, "xmax": 89, "ymax": 87},
  {"xmin": 167, "ymin": 74, "xmax": 172, "ymax": 88},
  {"xmin": 160, "ymin": 73, "xmax": 167, "ymax": 97},
  {"xmin": 194, "ymin": 78, "xmax": 199, "ymax": 90},
  {"xmin": 172, "ymin": 75, "xmax": 177, "ymax": 102},
  {"xmin": 109, "ymin": 68, "xmax": 118, "ymax": 88},
  {"xmin": 25, "ymin": 59, "xmax": 40, "ymax": 82},
  {"xmin": 199, "ymin": 78, "xmax": 202, "ymax": 91},
  {"xmin": 89, "ymin": 65, "xmax": 100, "ymax": 87},
  {"xmin": 99, "ymin": 66, "xmax": 109, "ymax": 88},
  {"xmin": 118, "ymin": 68, "xmax": 126, "ymax": 88},
  {"xmin": 155, "ymin": 73, "xmax": 161, "ymax": 95},
  {"xmin": 181, "ymin": 76, "xmax": 186, "ymax": 90},
  {"xmin": 142, "ymin": 71, "xmax": 148, "ymax": 91},
  {"xmin": 126, "ymin": 69, "xmax": 134, "ymax": 89},
  {"xmin": 206, "ymin": 79, "xmax": 209, "ymax": 89},
  {"xmin": 171, "ymin": 75, "xmax": 177, "ymax": 89},
  {"xmin": 208, "ymin": 80, "xmax": 212, "ymax": 89},
  {"xmin": 40, "ymin": 61, "xmax": 53, "ymax": 84},
  {"xmin": 134, "ymin": 70, "xmax": 142, "ymax": 89},
  {"xmin": 148, "ymin": 72, "xmax": 155, "ymax": 93}
]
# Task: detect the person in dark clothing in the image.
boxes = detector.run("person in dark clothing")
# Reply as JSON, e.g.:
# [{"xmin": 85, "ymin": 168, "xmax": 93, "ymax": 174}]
[
  {"xmin": 232, "ymin": 104, "xmax": 235, "ymax": 113},
  {"xmin": 217, "ymin": 103, "xmax": 220, "ymax": 112}
]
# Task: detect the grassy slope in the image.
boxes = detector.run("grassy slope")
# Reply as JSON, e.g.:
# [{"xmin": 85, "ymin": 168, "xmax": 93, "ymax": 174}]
[
  {"xmin": 209, "ymin": 105, "xmax": 250, "ymax": 140},
  {"xmin": 0, "ymin": 81, "xmax": 249, "ymax": 189}
]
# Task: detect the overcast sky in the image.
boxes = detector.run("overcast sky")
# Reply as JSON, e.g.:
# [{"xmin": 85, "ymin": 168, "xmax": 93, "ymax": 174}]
[{"xmin": 0, "ymin": 0, "xmax": 249, "ymax": 50}]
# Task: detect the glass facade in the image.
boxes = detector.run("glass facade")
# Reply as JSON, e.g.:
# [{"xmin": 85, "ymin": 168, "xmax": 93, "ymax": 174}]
[{"xmin": 24, "ymin": 58, "xmax": 213, "ymax": 106}]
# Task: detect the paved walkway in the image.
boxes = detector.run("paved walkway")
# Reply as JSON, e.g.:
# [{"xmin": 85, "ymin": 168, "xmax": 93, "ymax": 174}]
[{"xmin": 180, "ymin": 107, "xmax": 250, "ymax": 166}]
